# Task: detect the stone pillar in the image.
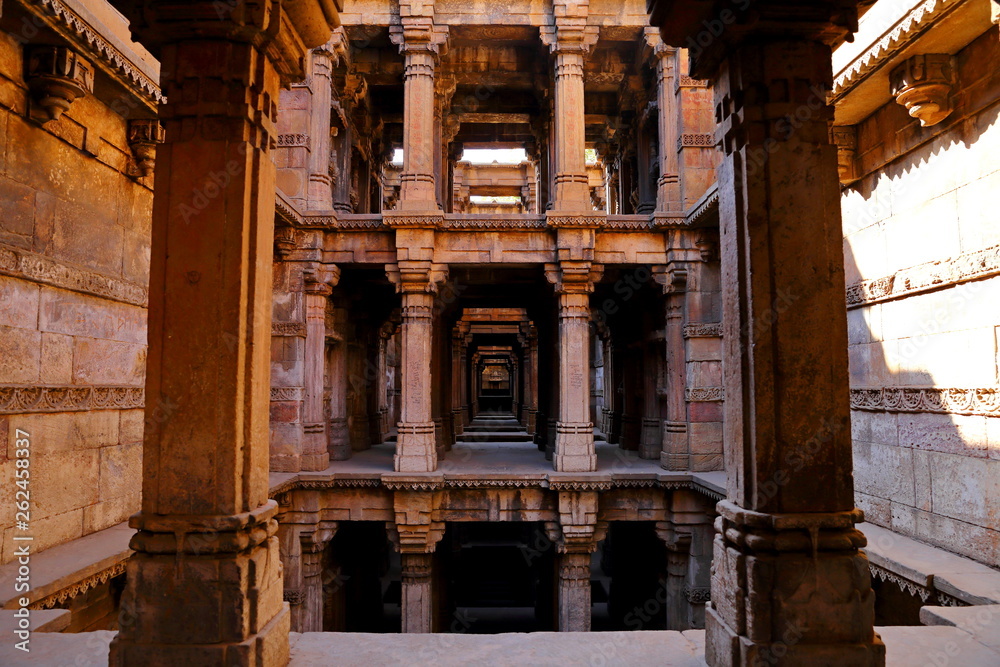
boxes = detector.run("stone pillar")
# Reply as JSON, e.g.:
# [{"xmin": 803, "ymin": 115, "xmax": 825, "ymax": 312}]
[
  {"xmin": 307, "ymin": 43, "xmax": 335, "ymax": 209},
  {"xmin": 302, "ymin": 265, "xmax": 338, "ymax": 471},
  {"xmin": 546, "ymin": 491, "xmax": 606, "ymax": 632},
  {"xmin": 461, "ymin": 333, "xmax": 471, "ymax": 426},
  {"xmin": 451, "ymin": 323, "xmax": 469, "ymax": 438},
  {"xmin": 327, "ymin": 306, "xmax": 351, "ymax": 460},
  {"xmin": 278, "ymin": 520, "xmax": 337, "ymax": 633},
  {"xmin": 655, "ymin": 265, "xmax": 689, "ymax": 470},
  {"xmin": 639, "ymin": 339, "xmax": 663, "ymax": 460},
  {"xmin": 390, "ymin": 0, "xmax": 448, "ymax": 211},
  {"xmin": 646, "ymin": 31, "xmax": 680, "ymax": 217},
  {"xmin": 648, "ymin": 3, "xmax": 884, "ymax": 664},
  {"xmin": 390, "ymin": 491, "xmax": 445, "ymax": 633},
  {"xmin": 545, "ymin": 262, "xmax": 602, "ymax": 472},
  {"xmin": 388, "ymin": 261, "xmax": 448, "ymax": 472},
  {"xmin": 109, "ymin": 2, "xmax": 336, "ymax": 664},
  {"xmin": 656, "ymin": 522, "xmax": 692, "ymax": 631},
  {"xmin": 540, "ymin": 1, "xmax": 598, "ymax": 211}
]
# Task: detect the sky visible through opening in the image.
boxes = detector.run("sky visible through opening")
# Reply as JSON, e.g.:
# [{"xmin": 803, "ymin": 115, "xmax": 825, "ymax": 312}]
[{"xmin": 392, "ymin": 148, "xmax": 527, "ymax": 165}]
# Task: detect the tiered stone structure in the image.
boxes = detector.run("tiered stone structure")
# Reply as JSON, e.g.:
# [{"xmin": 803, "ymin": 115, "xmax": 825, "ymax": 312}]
[{"xmin": 0, "ymin": 0, "xmax": 998, "ymax": 664}]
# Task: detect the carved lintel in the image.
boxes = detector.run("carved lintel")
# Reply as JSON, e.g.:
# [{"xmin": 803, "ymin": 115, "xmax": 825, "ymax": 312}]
[
  {"xmin": 890, "ymin": 54, "xmax": 955, "ymax": 127},
  {"xmin": 26, "ymin": 45, "xmax": 94, "ymax": 122},
  {"xmin": 127, "ymin": 120, "xmax": 165, "ymax": 178}
]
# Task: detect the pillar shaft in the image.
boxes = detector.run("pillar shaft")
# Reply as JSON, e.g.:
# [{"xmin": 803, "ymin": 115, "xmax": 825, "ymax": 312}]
[
  {"xmin": 662, "ymin": 288, "xmax": 688, "ymax": 470},
  {"xmin": 110, "ymin": 2, "xmax": 335, "ymax": 662},
  {"xmin": 707, "ymin": 37, "xmax": 883, "ymax": 667},
  {"xmin": 396, "ymin": 290, "xmax": 437, "ymax": 471},
  {"xmin": 554, "ymin": 290, "xmax": 595, "ymax": 472},
  {"xmin": 557, "ymin": 552, "xmax": 591, "ymax": 631},
  {"xmin": 551, "ymin": 50, "xmax": 589, "ymax": 208},
  {"xmin": 401, "ymin": 553, "xmax": 434, "ymax": 633},
  {"xmin": 327, "ymin": 308, "xmax": 351, "ymax": 460},
  {"xmin": 307, "ymin": 46, "xmax": 334, "ymax": 209},
  {"xmin": 302, "ymin": 275, "xmax": 334, "ymax": 471},
  {"xmin": 651, "ymin": 38, "xmax": 681, "ymax": 213}
]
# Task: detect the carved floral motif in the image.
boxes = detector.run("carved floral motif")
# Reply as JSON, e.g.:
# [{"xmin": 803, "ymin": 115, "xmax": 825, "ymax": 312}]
[
  {"xmin": 0, "ymin": 385, "xmax": 143, "ymax": 414},
  {"xmin": 850, "ymin": 387, "xmax": 1000, "ymax": 417}
]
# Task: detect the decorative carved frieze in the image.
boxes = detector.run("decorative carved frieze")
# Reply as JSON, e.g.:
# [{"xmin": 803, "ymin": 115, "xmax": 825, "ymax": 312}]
[
  {"xmin": 0, "ymin": 385, "xmax": 143, "ymax": 414},
  {"xmin": 684, "ymin": 585, "xmax": 711, "ymax": 603},
  {"xmin": 676, "ymin": 75, "xmax": 709, "ymax": 90},
  {"xmin": 271, "ymin": 322, "xmax": 307, "ymax": 337},
  {"xmin": 545, "ymin": 214, "xmax": 607, "ymax": 229},
  {"xmin": 440, "ymin": 216, "xmax": 547, "ymax": 230},
  {"xmin": 604, "ymin": 215, "xmax": 651, "ymax": 230},
  {"xmin": 30, "ymin": 560, "xmax": 128, "ymax": 609},
  {"xmin": 0, "ymin": 244, "xmax": 147, "ymax": 306},
  {"xmin": 833, "ymin": 0, "xmax": 964, "ymax": 100},
  {"xmin": 277, "ymin": 133, "xmax": 310, "ymax": 147},
  {"xmin": 270, "ymin": 387, "xmax": 304, "ymax": 402},
  {"xmin": 685, "ymin": 387, "xmax": 724, "ymax": 402},
  {"xmin": 890, "ymin": 54, "xmax": 955, "ymax": 127},
  {"xmin": 29, "ymin": 0, "xmax": 162, "ymax": 106},
  {"xmin": 850, "ymin": 387, "xmax": 1000, "ymax": 417},
  {"xmin": 683, "ymin": 323, "xmax": 722, "ymax": 338},
  {"xmin": 869, "ymin": 562, "xmax": 931, "ymax": 602},
  {"xmin": 127, "ymin": 120, "xmax": 165, "ymax": 178},
  {"xmin": 677, "ymin": 133, "xmax": 715, "ymax": 150},
  {"xmin": 26, "ymin": 45, "xmax": 94, "ymax": 121},
  {"xmin": 846, "ymin": 243, "xmax": 1000, "ymax": 307},
  {"xmin": 283, "ymin": 589, "xmax": 306, "ymax": 605}
]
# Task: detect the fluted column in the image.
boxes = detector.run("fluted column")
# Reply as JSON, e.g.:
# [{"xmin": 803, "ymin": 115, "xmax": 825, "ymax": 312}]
[
  {"xmin": 109, "ymin": 2, "xmax": 337, "ymax": 664},
  {"xmin": 648, "ymin": 2, "xmax": 884, "ymax": 664},
  {"xmin": 541, "ymin": 1, "xmax": 598, "ymax": 211}
]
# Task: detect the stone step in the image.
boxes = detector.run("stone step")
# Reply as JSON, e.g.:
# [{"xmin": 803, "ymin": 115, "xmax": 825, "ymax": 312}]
[{"xmin": 455, "ymin": 432, "xmax": 534, "ymax": 443}]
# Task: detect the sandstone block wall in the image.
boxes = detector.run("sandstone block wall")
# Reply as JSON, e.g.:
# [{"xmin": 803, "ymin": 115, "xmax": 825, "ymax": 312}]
[
  {"xmin": 0, "ymin": 25, "xmax": 152, "ymax": 563},
  {"xmin": 842, "ymin": 27, "xmax": 1000, "ymax": 566}
]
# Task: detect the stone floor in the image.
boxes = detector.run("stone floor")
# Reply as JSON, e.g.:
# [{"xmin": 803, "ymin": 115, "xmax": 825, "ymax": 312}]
[
  {"xmin": 4, "ymin": 622, "xmax": 999, "ymax": 666},
  {"xmin": 271, "ymin": 440, "xmax": 728, "ymax": 493}
]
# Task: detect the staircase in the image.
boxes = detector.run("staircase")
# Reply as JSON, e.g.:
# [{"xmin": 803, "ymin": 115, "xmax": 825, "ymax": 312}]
[{"xmin": 455, "ymin": 413, "xmax": 533, "ymax": 444}]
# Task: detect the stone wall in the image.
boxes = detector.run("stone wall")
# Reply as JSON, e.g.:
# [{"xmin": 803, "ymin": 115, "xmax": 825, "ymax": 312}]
[
  {"xmin": 842, "ymin": 26, "xmax": 1000, "ymax": 566},
  {"xmin": 0, "ymin": 22, "xmax": 152, "ymax": 563}
]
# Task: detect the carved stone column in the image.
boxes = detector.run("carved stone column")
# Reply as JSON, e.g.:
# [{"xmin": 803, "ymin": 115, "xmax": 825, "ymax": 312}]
[
  {"xmin": 390, "ymin": 491, "xmax": 445, "ymax": 633},
  {"xmin": 302, "ymin": 265, "xmax": 338, "ymax": 471},
  {"xmin": 541, "ymin": 0, "xmax": 598, "ymax": 211},
  {"xmin": 450, "ymin": 323, "xmax": 469, "ymax": 438},
  {"xmin": 388, "ymin": 260, "xmax": 448, "ymax": 472},
  {"xmin": 278, "ymin": 519, "xmax": 337, "ymax": 633},
  {"xmin": 649, "ymin": 3, "xmax": 884, "ymax": 664},
  {"xmin": 326, "ymin": 306, "xmax": 351, "ymax": 460},
  {"xmin": 108, "ymin": 2, "xmax": 336, "ymax": 665},
  {"xmin": 545, "ymin": 261, "xmax": 602, "ymax": 472},
  {"xmin": 646, "ymin": 31, "xmax": 680, "ymax": 217},
  {"xmin": 654, "ymin": 264, "xmax": 689, "ymax": 470},
  {"xmin": 307, "ymin": 43, "xmax": 335, "ymax": 209},
  {"xmin": 546, "ymin": 490, "xmax": 606, "ymax": 632},
  {"xmin": 390, "ymin": 1, "xmax": 448, "ymax": 211},
  {"xmin": 656, "ymin": 521, "xmax": 692, "ymax": 631}
]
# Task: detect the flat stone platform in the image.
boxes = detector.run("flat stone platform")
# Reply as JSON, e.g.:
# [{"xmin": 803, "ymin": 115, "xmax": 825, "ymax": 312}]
[
  {"xmin": 270, "ymin": 441, "xmax": 727, "ymax": 496},
  {"xmin": 5, "ymin": 625, "xmax": 999, "ymax": 666}
]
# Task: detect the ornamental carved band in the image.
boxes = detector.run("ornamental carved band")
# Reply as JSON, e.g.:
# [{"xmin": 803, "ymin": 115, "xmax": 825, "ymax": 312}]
[
  {"xmin": 682, "ymin": 323, "xmax": 722, "ymax": 338},
  {"xmin": 850, "ymin": 387, "xmax": 1000, "ymax": 417},
  {"xmin": 0, "ymin": 385, "xmax": 144, "ymax": 414}
]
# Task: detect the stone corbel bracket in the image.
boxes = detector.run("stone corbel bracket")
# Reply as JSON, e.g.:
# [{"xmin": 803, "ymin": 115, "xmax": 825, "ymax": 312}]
[
  {"xmin": 127, "ymin": 119, "xmax": 165, "ymax": 178},
  {"xmin": 889, "ymin": 54, "xmax": 955, "ymax": 127},
  {"xmin": 26, "ymin": 45, "xmax": 94, "ymax": 122}
]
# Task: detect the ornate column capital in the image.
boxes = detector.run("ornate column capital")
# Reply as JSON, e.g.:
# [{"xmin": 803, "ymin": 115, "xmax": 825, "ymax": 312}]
[
  {"xmin": 540, "ymin": 0, "xmax": 599, "ymax": 56},
  {"xmin": 303, "ymin": 263, "xmax": 340, "ymax": 296},
  {"xmin": 545, "ymin": 261, "xmax": 603, "ymax": 295},
  {"xmin": 890, "ymin": 54, "xmax": 955, "ymax": 127},
  {"xmin": 544, "ymin": 490, "xmax": 607, "ymax": 553},
  {"xmin": 386, "ymin": 261, "xmax": 449, "ymax": 294},
  {"xmin": 652, "ymin": 264, "xmax": 689, "ymax": 295}
]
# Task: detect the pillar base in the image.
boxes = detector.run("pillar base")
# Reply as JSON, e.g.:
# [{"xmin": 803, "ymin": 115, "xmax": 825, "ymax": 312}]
[
  {"xmin": 395, "ymin": 421, "xmax": 438, "ymax": 472},
  {"xmin": 706, "ymin": 501, "xmax": 885, "ymax": 667},
  {"xmin": 553, "ymin": 421, "xmax": 596, "ymax": 472},
  {"xmin": 110, "ymin": 502, "xmax": 289, "ymax": 666}
]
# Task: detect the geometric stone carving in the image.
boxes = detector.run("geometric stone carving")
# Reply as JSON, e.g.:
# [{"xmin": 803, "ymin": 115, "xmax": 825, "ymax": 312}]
[
  {"xmin": 271, "ymin": 322, "xmax": 308, "ymax": 337},
  {"xmin": 889, "ymin": 54, "xmax": 955, "ymax": 127},
  {"xmin": 682, "ymin": 323, "xmax": 722, "ymax": 338},
  {"xmin": 677, "ymin": 133, "xmax": 715, "ymax": 150},
  {"xmin": 127, "ymin": 119, "xmax": 165, "ymax": 178},
  {"xmin": 850, "ymin": 387, "xmax": 1000, "ymax": 417},
  {"xmin": 685, "ymin": 387, "xmax": 723, "ymax": 402},
  {"xmin": 30, "ymin": 561, "xmax": 128, "ymax": 609},
  {"xmin": 25, "ymin": 45, "xmax": 94, "ymax": 121},
  {"xmin": 278, "ymin": 134, "xmax": 310, "ymax": 147},
  {"xmin": 0, "ymin": 385, "xmax": 144, "ymax": 414}
]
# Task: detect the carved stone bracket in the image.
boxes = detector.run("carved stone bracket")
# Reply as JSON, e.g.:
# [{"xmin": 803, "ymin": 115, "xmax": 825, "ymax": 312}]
[
  {"xmin": 127, "ymin": 119, "xmax": 165, "ymax": 178},
  {"xmin": 832, "ymin": 125, "xmax": 859, "ymax": 184},
  {"xmin": 890, "ymin": 54, "xmax": 955, "ymax": 127},
  {"xmin": 26, "ymin": 45, "xmax": 94, "ymax": 121}
]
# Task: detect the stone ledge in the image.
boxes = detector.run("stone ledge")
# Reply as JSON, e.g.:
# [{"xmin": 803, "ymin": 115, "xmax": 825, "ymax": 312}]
[
  {"xmin": 920, "ymin": 604, "xmax": 1000, "ymax": 655},
  {"xmin": 0, "ymin": 522, "xmax": 132, "ymax": 609},
  {"xmin": 860, "ymin": 522, "xmax": 1000, "ymax": 606},
  {"xmin": 0, "ymin": 608, "xmax": 70, "ymax": 634}
]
